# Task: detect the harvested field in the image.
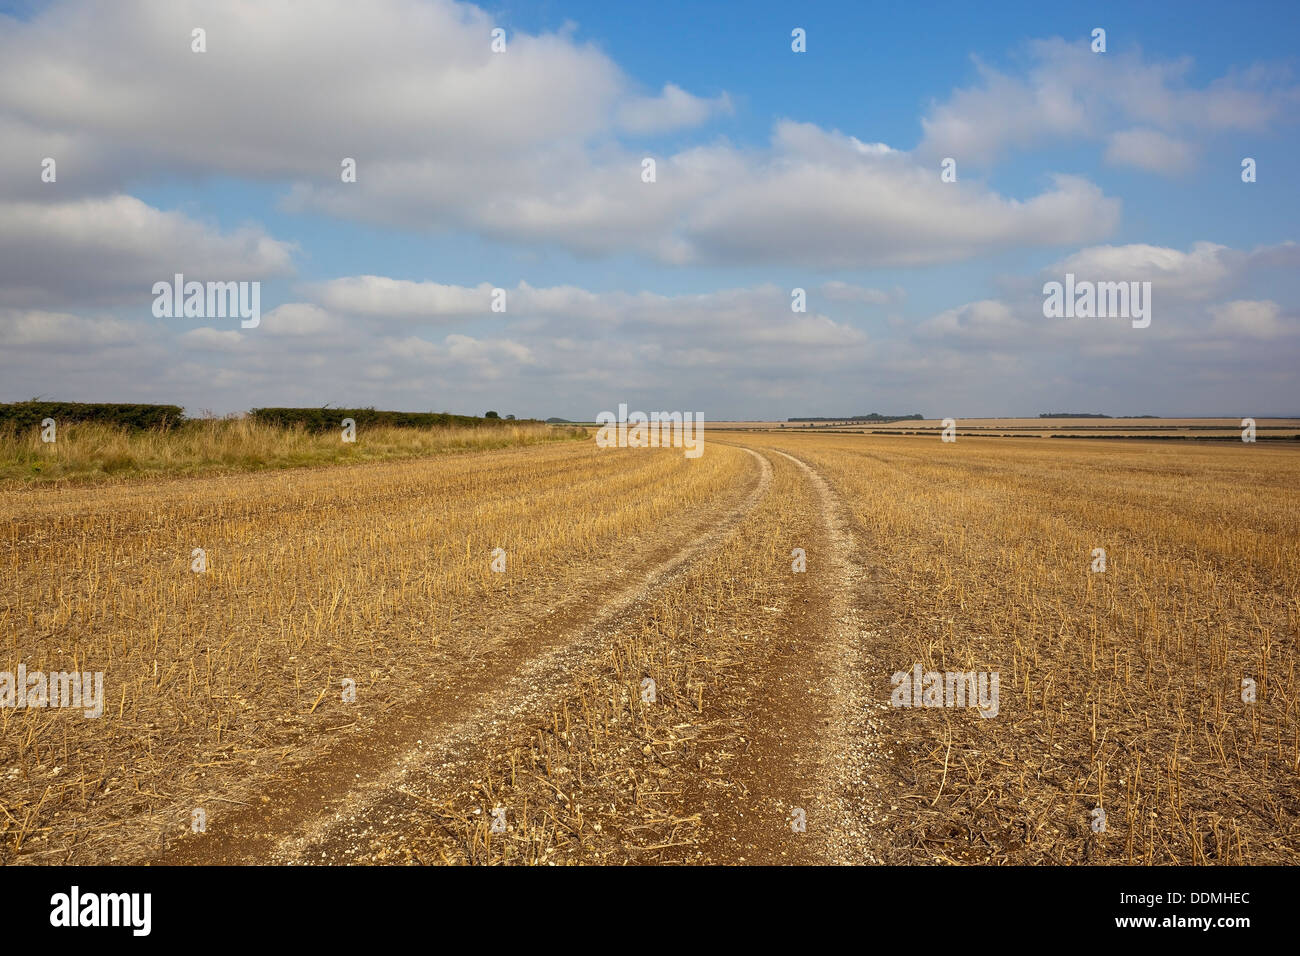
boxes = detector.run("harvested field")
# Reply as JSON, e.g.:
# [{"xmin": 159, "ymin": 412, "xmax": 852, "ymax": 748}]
[
  {"xmin": 3, "ymin": 430, "xmax": 1295, "ymax": 865},
  {"xmin": 723, "ymin": 418, "xmax": 1300, "ymax": 440}
]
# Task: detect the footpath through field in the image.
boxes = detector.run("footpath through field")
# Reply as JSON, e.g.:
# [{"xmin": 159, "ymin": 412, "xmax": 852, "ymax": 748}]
[{"xmin": 159, "ymin": 445, "xmax": 773, "ymax": 864}]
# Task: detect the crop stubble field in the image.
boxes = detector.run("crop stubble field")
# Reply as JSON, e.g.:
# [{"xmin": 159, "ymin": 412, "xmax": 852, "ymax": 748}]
[{"xmin": 1, "ymin": 428, "xmax": 1296, "ymax": 865}]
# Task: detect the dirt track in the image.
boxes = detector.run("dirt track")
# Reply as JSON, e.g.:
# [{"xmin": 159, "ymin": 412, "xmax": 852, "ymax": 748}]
[
  {"xmin": 152, "ymin": 439, "xmax": 890, "ymax": 865},
  {"xmin": 152, "ymin": 447, "xmax": 772, "ymax": 863}
]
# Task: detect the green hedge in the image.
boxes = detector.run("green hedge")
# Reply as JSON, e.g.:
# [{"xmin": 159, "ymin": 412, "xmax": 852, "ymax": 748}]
[
  {"xmin": 1, "ymin": 402, "xmax": 538, "ymax": 433},
  {"xmin": 247, "ymin": 407, "xmax": 531, "ymax": 431},
  {"xmin": 0, "ymin": 401, "xmax": 186, "ymax": 430}
]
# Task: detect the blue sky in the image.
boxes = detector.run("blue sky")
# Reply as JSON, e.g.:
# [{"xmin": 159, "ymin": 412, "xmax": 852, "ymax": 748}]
[{"xmin": 0, "ymin": 0, "xmax": 1297, "ymax": 418}]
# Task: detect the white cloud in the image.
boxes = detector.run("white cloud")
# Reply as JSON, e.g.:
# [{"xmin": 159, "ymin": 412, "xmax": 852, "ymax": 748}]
[
  {"xmin": 920, "ymin": 39, "xmax": 1299, "ymax": 168},
  {"xmin": 920, "ymin": 54, "xmax": 1090, "ymax": 163},
  {"xmin": 301, "ymin": 278, "xmax": 871, "ymax": 352},
  {"xmin": 1048, "ymin": 240, "xmax": 1300, "ymax": 301},
  {"xmin": 0, "ymin": 195, "xmax": 295, "ymax": 307},
  {"xmin": 0, "ymin": 0, "xmax": 627, "ymax": 185},
  {"xmin": 673, "ymin": 127, "xmax": 1118, "ymax": 266},
  {"xmin": 819, "ymin": 281, "xmax": 897, "ymax": 305},
  {"xmin": 911, "ymin": 241, "xmax": 1299, "ymax": 364},
  {"xmin": 0, "ymin": 2, "xmax": 1120, "ymax": 268},
  {"xmin": 0, "ymin": 5, "xmax": 1293, "ymax": 418},
  {"xmin": 305, "ymin": 277, "xmax": 494, "ymax": 320},
  {"xmin": 375, "ymin": 333, "xmax": 534, "ymax": 378},
  {"xmin": 1104, "ymin": 128, "xmax": 1196, "ymax": 173},
  {"xmin": 180, "ymin": 328, "xmax": 247, "ymax": 352},
  {"xmin": 258, "ymin": 303, "xmax": 349, "ymax": 338},
  {"xmin": 1051, "ymin": 241, "xmax": 1232, "ymax": 298},
  {"xmin": 1209, "ymin": 300, "xmax": 1289, "ymax": 339},
  {"xmin": 3, "ymin": 257, "xmax": 1296, "ymax": 418},
  {"xmin": 918, "ymin": 299, "xmax": 1025, "ymax": 342},
  {"xmin": 0, "ymin": 309, "xmax": 151, "ymax": 349},
  {"xmin": 616, "ymin": 84, "xmax": 732, "ymax": 134}
]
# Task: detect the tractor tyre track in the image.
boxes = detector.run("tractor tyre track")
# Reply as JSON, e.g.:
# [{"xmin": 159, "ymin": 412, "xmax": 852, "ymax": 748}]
[
  {"xmin": 693, "ymin": 444, "xmax": 887, "ymax": 864},
  {"xmin": 159, "ymin": 447, "xmax": 772, "ymax": 864}
]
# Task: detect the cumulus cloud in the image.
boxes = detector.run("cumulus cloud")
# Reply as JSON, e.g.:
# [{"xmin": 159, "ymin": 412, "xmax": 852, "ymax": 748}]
[
  {"xmin": 300, "ymin": 278, "xmax": 873, "ymax": 349},
  {"xmin": 616, "ymin": 84, "xmax": 733, "ymax": 134},
  {"xmin": 2, "ymin": 255, "xmax": 1295, "ymax": 418},
  {"xmin": 257, "ymin": 303, "xmax": 349, "ymax": 338},
  {"xmin": 918, "ymin": 299, "xmax": 1026, "ymax": 342},
  {"xmin": 284, "ymin": 120, "xmax": 1118, "ymax": 267},
  {"xmin": 113, "ymin": 278, "xmax": 876, "ymax": 412},
  {"xmin": 375, "ymin": 334, "xmax": 535, "ymax": 377},
  {"xmin": 0, "ymin": 5, "xmax": 1293, "ymax": 418},
  {"xmin": 1208, "ymin": 300, "xmax": 1290, "ymax": 339},
  {"xmin": 0, "ymin": 0, "xmax": 626, "ymax": 185},
  {"xmin": 0, "ymin": 1, "xmax": 1120, "ymax": 268},
  {"xmin": 179, "ymin": 327, "xmax": 247, "ymax": 352},
  {"xmin": 912, "ymin": 240, "xmax": 1300, "ymax": 366},
  {"xmin": 304, "ymin": 277, "xmax": 495, "ymax": 320},
  {"xmin": 919, "ymin": 38, "xmax": 1300, "ymax": 167},
  {"xmin": 672, "ymin": 126, "xmax": 1118, "ymax": 266},
  {"xmin": 1104, "ymin": 128, "xmax": 1196, "ymax": 173},
  {"xmin": 819, "ymin": 281, "xmax": 898, "ymax": 305},
  {"xmin": 1047, "ymin": 240, "xmax": 1300, "ymax": 301},
  {"xmin": 0, "ymin": 308, "xmax": 152, "ymax": 350},
  {"xmin": 0, "ymin": 195, "xmax": 295, "ymax": 308}
]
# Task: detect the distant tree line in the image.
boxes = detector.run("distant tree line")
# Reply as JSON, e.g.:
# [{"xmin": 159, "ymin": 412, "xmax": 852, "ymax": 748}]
[
  {"xmin": 0, "ymin": 401, "xmax": 532, "ymax": 432},
  {"xmin": 249, "ymin": 407, "xmax": 529, "ymax": 430},
  {"xmin": 1038, "ymin": 413, "xmax": 1162, "ymax": 419},
  {"xmin": 788, "ymin": 413, "xmax": 923, "ymax": 423}
]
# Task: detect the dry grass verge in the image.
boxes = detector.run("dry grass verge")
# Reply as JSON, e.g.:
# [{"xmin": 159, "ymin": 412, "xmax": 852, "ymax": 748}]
[{"xmin": 0, "ymin": 419, "xmax": 585, "ymax": 485}]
